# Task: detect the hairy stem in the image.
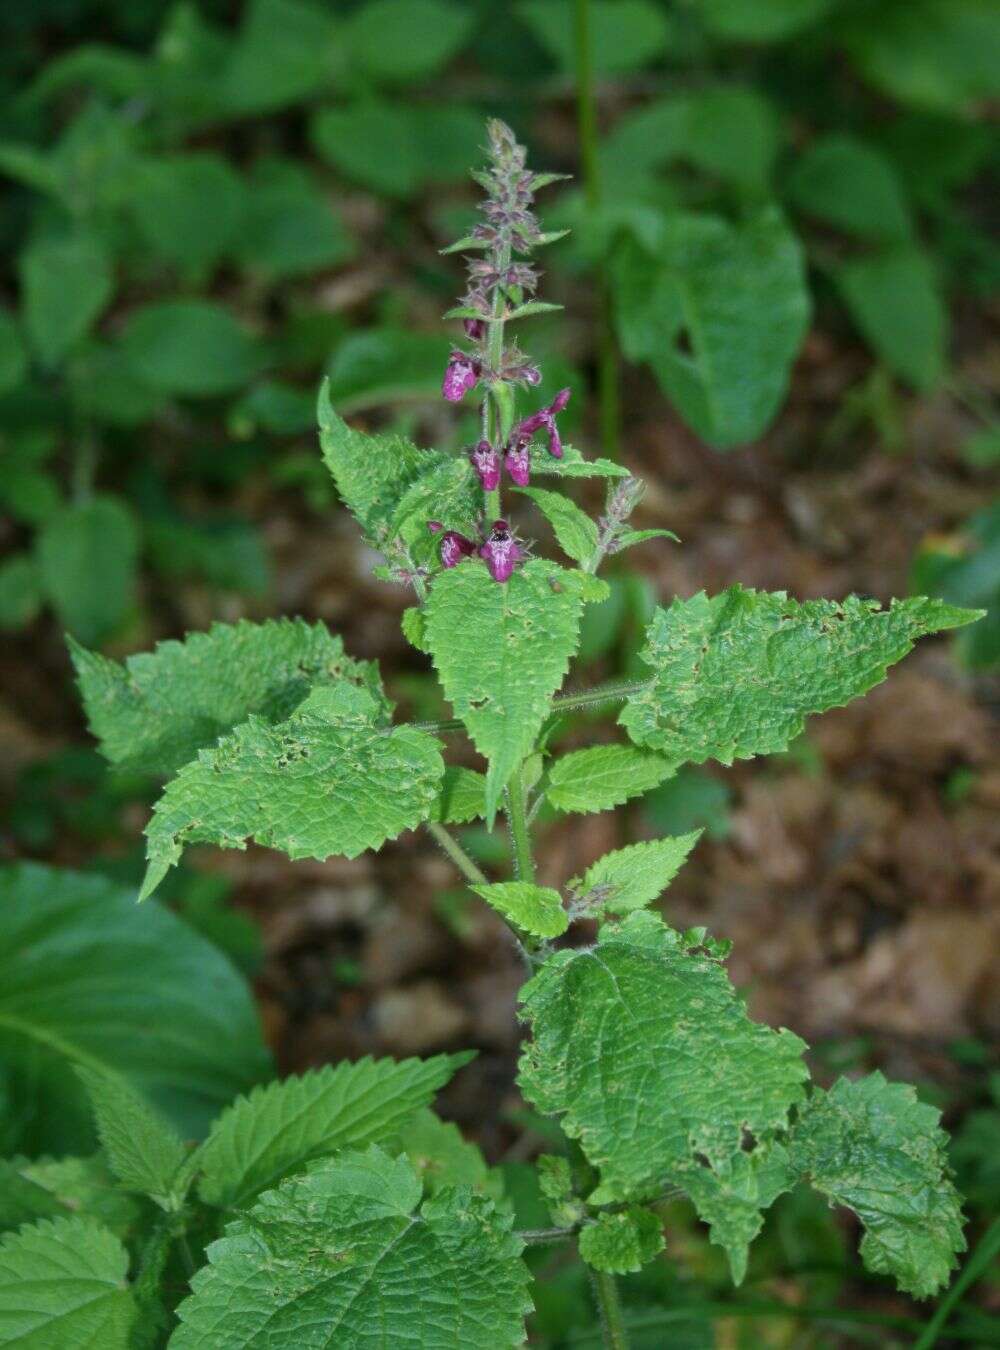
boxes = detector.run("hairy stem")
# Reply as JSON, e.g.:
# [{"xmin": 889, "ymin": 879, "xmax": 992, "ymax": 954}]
[
  {"xmin": 573, "ymin": 0, "xmax": 620, "ymax": 461},
  {"xmin": 589, "ymin": 1269, "xmax": 631, "ymax": 1349},
  {"xmin": 484, "ymin": 234, "xmax": 513, "ymax": 522},
  {"xmin": 506, "ymin": 762, "xmax": 536, "ymax": 884},
  {"xmin": 425, "ymin": 821, "xmax": 488, "ymax": 886},
  {"xmin": 519, "ymin": 1226, "xmax": 578, "ymax": 1247}
]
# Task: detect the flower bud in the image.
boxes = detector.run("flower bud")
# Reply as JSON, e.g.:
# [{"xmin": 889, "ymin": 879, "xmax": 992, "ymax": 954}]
[
  {"xmin": 439, "ymin": 531, "xmax": 477, "ymax": 568},
  {"xmin": 442, "ymin": 351, "xmax": 481, "ymax": 403}
]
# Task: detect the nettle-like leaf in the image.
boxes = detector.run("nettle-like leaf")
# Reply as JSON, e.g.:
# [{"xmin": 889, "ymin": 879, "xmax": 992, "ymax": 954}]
[
  {"xmin": 172, "ymin": 1149, "xmax": 532, "ymax": 1349},
  {"xmin": 546, "ymin": 744, "xmax": 675, "ymax": 814},
  {"xmin": 0, "ymin": 1217, "xmax": 135, "ymax": 1348},
  {"xmin": 578, "ymin": 1207, "xmax": 665, "ymax": 1275},
  {"xmin": 395, "ymin": 1108, "xmax": 501, "ymax": 1199},
  {"xmin": 423, "ymin": 558, "xmax": 588, "ymax": 821},
  {"xmin": 571, "ymin": 833, "xmax": 702, "ymax": 916},
  {"xmin": 680, "ymin": 1141, "xmax": 793, "ymax": 1284},
  {"xmin": 76, "ymin": 1066, "xmax": 187, "ymax": 1208},
  {"xmin": 430, "ymin": 765, "xmax": 487, "ymax": 824},
  {"xmin": 196, "ymin": 1052, "xmax": 470, "ymax": 1209},
  {"xmin": 789, "ymin": 1073, "xmax": 966, "ymax": 1298},
  {"xmin": 514, "ymin": 485, "xmax": 598, "ymax": 565},
  {"xmin": 140, "ymin": 686, "xmax": 444, "ymax": 899},
  {"xmin": 621, "ymin": 587, "xmax": 982, "ymax": 763},
  {"xmin": 529, "ymin": 444, "xmax": 629, "ymax": 480},
  {"xmin": 13, "ymin": 1156, "xmax": 142, "ymax": 1246},
  {"xmin": 470, "ymin": 882, "xmax": 568, "ymax": 938},
  {"xmin": 518, "ymin": 911, "xmax": 808, "ymax": 1215},
  {"xmin": 72, "ymin": 617, "xmax": 386, "ymax": 777}
]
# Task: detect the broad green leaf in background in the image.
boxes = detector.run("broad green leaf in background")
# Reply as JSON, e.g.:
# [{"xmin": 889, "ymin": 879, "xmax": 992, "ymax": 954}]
[
  {"xmin": 172, "ymin": 1149, "xmax": 532, "ymax": 1349},
  {"xmin": 571, "ymin": 833, "xmax": 702, "ymax": 915},
  {"xmin": 119, "ymin": 301, "xmax": 264, "ymax": 397},
  {"xmin": 790, "ymin": 1073, "xmax": 966, "ymax": 1297},
  {"xmin": 786, "ymin": 134, "xmax": 913, "ymax": 242},
  {"xmin": 75, "ymin": 1066, "xmax": 187, "ymax": 1208},
  {"xmin": 395, "ymin": 1108, "xmax": 500, "ymax": 1197},
  {"xmin": 68, "ymin": 341, "xmax": 164, "ymax": 427},
  {"xmin": 0, "ymin": 863, "xmax": 270, "ymax": 1155},
  {"xmin": 196, "ymin": 1053, "xmax": 470, "ymax": 1208},
  {"xmin": 222, "ymin": 0, "xmax": 339, "ymax": 116},
  {"xmin": 343, "ymin": 0, "xmax": 474, "ymax": 83},
  {"xmin": 0, "ymin": 555, "xmax": 42, "ymax": 630},
  {"xmin": 621, "ymin": 586, "xmax": 982, "ymax": 763},
  {"xmin": 0, "ymin": 1217, "xmax": 135, "ymax": 1348},
  {"xmin": 518, "ymin": 0, "xmax": 671, "ymax": 75},
  {"xmin": 839, "ymin": 0, "xmax": 1000, "ymax": 113},
  {"xmin": 238, "ymin": 158, "xmax": 354, "ymax": 279},
  {"xmin": 835, "ymin": 246, "xmax": 947, "ymax": 390},
  {"xmin": 546, "ymin": 744, "xmax": 676, "ymax": 814},
  {"xmin": 325, "ymin": 330, "xmax": 450, "ymax": 412},
  {"xmin": 19, "ymin": 232, "xmax": 113, "ymax": 367},
  {"xmin": 514, "ymin": 485, "xmax": 598, "ymax": 565},
  {"xmin": 311, "ymin": 101, "xmax": 483, "ymax": 197},
  {"xmin": 430, "ymin": 765, "xmax": 488, "ymax": 824},
  {"xmin": 5, "ymin": 1156, "xmax": 141, "ymax": 1245},
  {"xmin": 36, "ymin": 495, "xmax": 138, "ymax": 645},
  {"xmin": 694, "ymin": 0, "xmax": 833, "ymax": 41},
  {"xmin": 519, "ymin": 911, "xmax": 808, "ymax": 1208},
  {"xmin": 0, "ymin": 1161, "xmax": 67, "ymax": 1234},
  {"xmin": 130, "ymin": 153, "xmax": 247, "ymax": 275},
  {"xmin": 140, "ymin": 686, "xmax": 444, "ymax": 898},
  {"xmin": 423, "ymin": 559, "xmax": 587, "ymax": 821},
  {"xmin": 0, "ymin": 310, "xmax": 27, "ymax": 394},
  {"xmin": 470, "ymin": 882, "xmax": 568, "ymax": 938},
  {"xmin": 912, "ymin": 500, "xmax": 1000, "ymax": 671},
  {"xmin": 578, "ymin": 1207, "xmax": 664, "ymax": 1274},
  {"xmin": 72, "ymin": 616, "xmax": 385, "ymax": 776},
  {"xmin": 622, "ymin": 208, "xmax": 810, "ymax": 448}
]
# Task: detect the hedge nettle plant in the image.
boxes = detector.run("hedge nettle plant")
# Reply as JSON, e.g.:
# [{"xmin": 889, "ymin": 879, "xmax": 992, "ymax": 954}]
[{"xmin": 44, "ymin": 121, "xmax": 981, "ymax": 1346}]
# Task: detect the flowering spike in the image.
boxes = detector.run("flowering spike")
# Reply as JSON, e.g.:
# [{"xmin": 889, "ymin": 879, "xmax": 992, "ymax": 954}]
[
  {"xmin": 471, "ymin": 441, "xmax": 501, "ymax": 492},
  {"xmin": 479, "ymin": 519, "xmax": 525, "ymax": 583},
  {"xmin": 442, "ymin": 350, "xmax": 481, "ymax": 403}
]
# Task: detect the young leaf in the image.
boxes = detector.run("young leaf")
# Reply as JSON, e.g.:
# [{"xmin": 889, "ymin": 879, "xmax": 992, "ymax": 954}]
[
  {"xmin": 530, "ymin": 444, "xmax": 629, "ymax": 480},
  {"xmin": 423, "ymin": 559, "xmax": 586, "ymax": 822},
  {"xmin": 71, "ymin": 616, "xmax": 385, "ymax": 776},
  {"xmin": 19, "ymin": 231, "xmax": 113, "ymax": 366},
  {"xmin": 514, "ymin": 485, "xmax": 599, "ymax": 565},
  {"xmin": 614, "ymin": 527, "xmax": 680, "ymax": 552},
  {"xmin": 546, "ymin": 744, "xmax": 676, "ymax": 814},
  {"xmin": 36, "ymin": 495, "xmax": 138, "ymax": 646},
  {"xmin": 172, "ymin": 1149, "xmax": 532, "ymax": 1349},
  {"xmin": 140, "ymin": 686, "xmax": 444, "ymax": 899},
  {"xmin": 621, "ymin": 587, "xmax": 983, "ymax": 764},
  {"xmin": 196, "ymin": 1053, "xmax": 470, "ymax": 1208},
  {"xmin": 518, "ymin": 911, "xmax": 808, "ymax": 1206},
  {"xmin": 0, "ymin": 863, "xmax": 270, "ymax": 1155},
  {"xmin": 572, "ymin": 833, "xmax": 702, "ymax": 915},
  {"xmin": 0, "ymin": 1217, "xmax": 135, "ymax": 1348},
  {"xmin": 430, "ymin": 765, "xmax": 488, "ymax": 824},
  {"xmin": 75, "ymin": 1066, "xmax": 187, "ymax": 1209},
  {"xmin": 578, "ymin": 1207, "xmax": 664, "ymax": 1274},
  {"xmin": 470, "ymin": 882, "xmax": 568, "ymax": 938},
  {"xmin": 789, "ymin": 1073, "xmax": 966, "ymax": 1298}
]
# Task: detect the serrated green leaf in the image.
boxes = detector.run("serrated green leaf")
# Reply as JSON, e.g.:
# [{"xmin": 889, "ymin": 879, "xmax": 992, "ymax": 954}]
[
  {"xmin": 507, "ymin": 300, "xmax": 564, "ymax": 319},
  {"xmin": 0, "ymin": 1217, "xmax": 135, "ymax": 1347},
  {"xmin": 530, "ymin": 444, "xmax": 629, "ymax": 480},
  {"xmin": 572, "ymin": 833, "xmax": 701, "ymax": 915},
  {"xmin": 36, "ymin": 495, "xmax": 138, "ymax": 646},
  {"xmin": 172, "ymin": 1149, "xmax": 532, "ymax": 1349},
  {"xmin": 789, "ymin": 1073, "xmax": 966, "ymax": 1298},
  {"xmin": 401, "ymin": 604, "xmax": 429, "ymax": 652},
  {"xmin": 19, "ymin": 231, "xmax": 113, "ymax": 367},
  {"xmin": 423, "ymin": 559, "xmax": 586, "ymax": 822},
  {"xmin": 16, "ymin": 1157, "xmax": 142, "ymax": 1245},
  {"xmin": 391, "ymin": 453, "xmax": 480, "ymax": 555},
  {"xmin": 141, "ymin": 686, "xmax": 443, "ymax": 899},
  {"xmin": 681, "ymin": 1140, "xmax": 793, "ymax": 1283},
  {"xmin": 72, "ymin": 617, "xmax": 385, "ymax": 777},
  {"xmin": 0, "ymin": 1161, "xmax": 67, "ymax": 1234},
  {"xmin": 0, "ymin": 863, "xmax": 270, "ymax": 1154},
  {"xmin": 196, "ymin": 1053, "xmax": 469, "ymax": 1209},
  {"xmin": 518, "ymin": 911, "xmax": 808, "ymax": 1206},
  {"xmin": 430, "ymin": 765, "xmax": 487, "ymax": 824},
  {"xmin": 470, "ymin": 882, "xmax": 568, "ymax": 938},
  {"xmin": 514, "ymin": 485, "xmax": 599, "ymax": 564},
  {"xmin": 547, "ymin": 744, "xmax": 676, "ymax": 814},
  {"xmin": 75, "ymin": 1066, "xmax": 187, "ymax": 1208},
  {"xmin": 622, "ymin": 587, "xmax": 982, "ymax": 763},
  {"xmin": 614, "ymin": 527, "xmax": 680, "ymax": 552},
  {"xmin": 579, "ymin": 1206, "xmax": 664, "ymax": 1274},
  {"xmin": 395, "ymin": 1108, "xmax": 501, "ymax": 1199}
]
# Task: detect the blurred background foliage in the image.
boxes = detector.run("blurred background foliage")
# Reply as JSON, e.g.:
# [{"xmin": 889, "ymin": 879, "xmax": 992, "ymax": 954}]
[{"xmin": 0, "ymin": 0, "xmax": 997, "ymax": 1345}]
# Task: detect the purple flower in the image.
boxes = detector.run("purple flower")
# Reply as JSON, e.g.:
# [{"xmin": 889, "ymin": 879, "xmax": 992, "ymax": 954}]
[
  {"xmin": 470, "ymin": 440, "xmax": 501, "ymax": 492},
  {"xmin": 510, "ymin": 387, "xmax": 570, "ymax": 459},
  {"xmin": 479, "ymin": 519, "xmax": 525, "ymax": 583},
  {"xmin": 463, "ymin": 317, "xmax": 486, "ymax": 341},
  {"xmin": 505, "ymin": 440, "xmax": 531, "ymax": 486},
  {"xmin": 439, "ymin": 530, "xmax": 477, "ymax": 568},
  {"xmin": 442, "ymin": 350, "xmax": 481, "ymax": 403}
]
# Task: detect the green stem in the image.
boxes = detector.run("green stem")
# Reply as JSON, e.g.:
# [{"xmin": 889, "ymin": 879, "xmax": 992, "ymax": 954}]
[
  {"xmin": 573, "ymin": 0, "xmax": 621, "ymax": 461},
  {"xmin": 425, "ymin": 822, "xmax": 488, "ymax": 886},
  {"xmin": 589, "ymin": 1269, "xmax": 631, "ymax": 1349},
  {"xmin": 506, "ymin": 761, "xmax": 536, "ymax": 884},
  {"xmin": 409, "ymin": 677, "xmax": 651, "ymax": 736},
  {"xmin": 913, "ymin": 1215, "xmax": 1000, "ymax": 1350},
  {"xmin": 483, "ymin": 234, "xmax": 512, "ymax": 522}
]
